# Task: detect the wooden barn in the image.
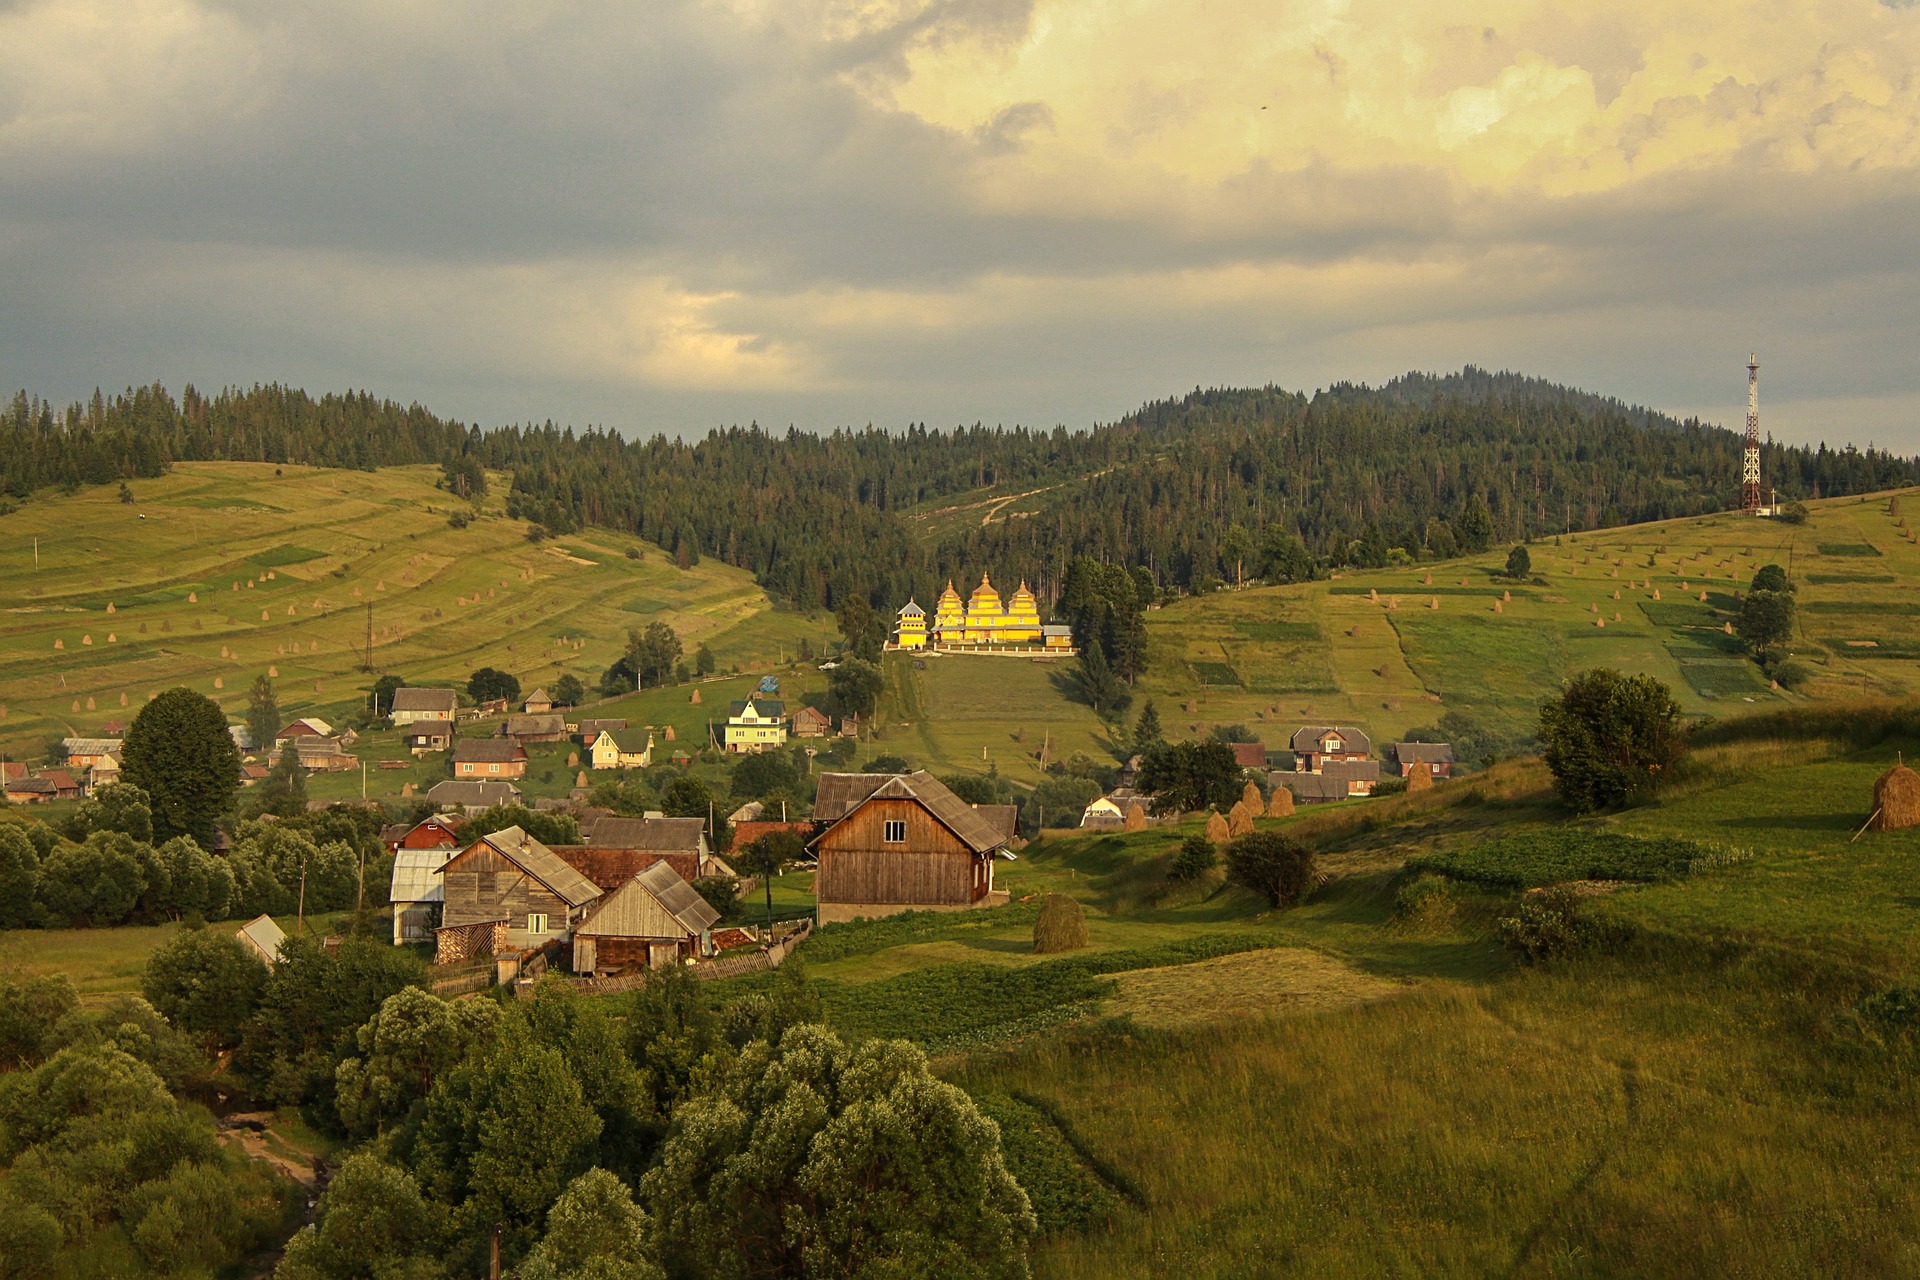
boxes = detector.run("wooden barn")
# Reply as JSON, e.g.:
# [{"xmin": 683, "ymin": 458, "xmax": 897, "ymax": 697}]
[
  {"xmin": 389, "ymin": 848, "xmax": 453, "ymax": 944},
  {"xmin": 434, "ymin": 825, "xmax": 602, "ymax": 962},
  {"xmin": 1390, "ymin": 742, "xmax": 1455, "ymax": 778},
  {"xmin": 810, "ymin": 771, "xmax": 1015, "ymax": 924},
  {"xmin": 572, "ymin": 862, "xmax": 720, "ymax": 974}
]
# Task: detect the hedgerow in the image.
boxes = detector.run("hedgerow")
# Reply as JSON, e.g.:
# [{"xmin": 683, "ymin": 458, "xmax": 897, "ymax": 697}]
[{"xmin": 1407, "ymin": 829, "xmax": 1742, "ymax": 890}]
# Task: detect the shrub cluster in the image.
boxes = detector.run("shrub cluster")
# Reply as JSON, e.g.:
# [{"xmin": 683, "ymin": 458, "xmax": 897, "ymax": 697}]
[{"xmin": 1495, "ymin": 886, "xmax": 1624, "ymax": 963}]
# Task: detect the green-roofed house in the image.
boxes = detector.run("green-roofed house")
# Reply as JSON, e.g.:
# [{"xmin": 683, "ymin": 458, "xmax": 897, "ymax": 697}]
[
  {"xmin": 724, "ymin": 696, "xmax": 787, "ymax": 754},
  {"xmin": 588, "ymin": 727, "xmax": 654, "ymax": 770}
]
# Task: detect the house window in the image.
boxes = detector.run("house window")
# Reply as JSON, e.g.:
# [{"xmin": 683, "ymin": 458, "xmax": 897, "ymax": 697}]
[
  {"xmin": 883, "ymin": 820, "xmax": 906, "ymax": 843},
  {"xmin": 489, "ymin": 763, "xmax": 500, "ymax": 774},
  {"xmin": 527, "ymin": 913, "xmax": 548, "ymax": 934}
]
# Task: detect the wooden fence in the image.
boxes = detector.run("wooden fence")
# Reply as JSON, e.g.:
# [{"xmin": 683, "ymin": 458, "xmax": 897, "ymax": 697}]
[{"xmin": 571, "ymin": 918, "xmax": 814, "ymax": 995}]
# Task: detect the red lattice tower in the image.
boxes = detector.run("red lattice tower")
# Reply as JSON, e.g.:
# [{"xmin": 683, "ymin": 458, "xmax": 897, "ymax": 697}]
[{"xmin": 1742, "ymin": 354, "xmax": 1762, "ymax": 513}]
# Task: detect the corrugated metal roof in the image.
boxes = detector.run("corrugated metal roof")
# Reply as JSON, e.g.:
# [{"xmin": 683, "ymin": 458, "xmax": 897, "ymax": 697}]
[
  {"xmin": 637, "ymin": 861, "xmax": 721, "ymax": 932},
  {"xmin": 391, "ymin": 688, "xmax": 458, "ymax": 712},
  {"xmin": 503, "ymin": 714, "xmax": 567, "ymax": 737},
  {"xmin": 474, "ymin": 826, "xmax": 602, "ymax": 908},
  {"xmin": 390, "ymin": 848, "xmax": 453, "ymax": 903},
  {"xmin": 554, "ymin": 846, "xmax": 702, "ymax": 890},
  {"xmin": 237, "ymin": 914, "xmax": 287, "ymax": 960},
  {"xmin": 1322, "ymin": 759, "xmax": 1381, "ymax": 782},
  {"xmin": 62, "ymin": 737, "xmax": 123, "ymax": 756}
]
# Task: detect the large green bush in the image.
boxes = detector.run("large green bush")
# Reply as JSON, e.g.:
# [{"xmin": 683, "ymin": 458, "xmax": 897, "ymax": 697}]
[{"xmin": 1538, "ymin": 668, "xmax": 1683, "ymax": 811}]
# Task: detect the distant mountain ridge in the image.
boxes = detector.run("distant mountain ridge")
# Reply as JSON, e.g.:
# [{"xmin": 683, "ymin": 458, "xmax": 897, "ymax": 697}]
[{"xmin": 5, "ymin": 372, "xmax": 1914, "ymax": 615}]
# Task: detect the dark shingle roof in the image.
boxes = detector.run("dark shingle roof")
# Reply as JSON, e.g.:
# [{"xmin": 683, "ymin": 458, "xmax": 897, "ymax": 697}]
[
  {"xmin": 727, "ymin": 698, "xmax": 785, "ymax": 719},
  {"xmin": 1322, "ymin": 759, "xmax": 1381, "ymax": 782},
  {"xmin": 472, "ymin": 826, "xmax": 601, "ymax": 908},
  {"xmin": 1283, "ymin": 773, "xmax": 1350, "ymax": 800},
  {"xmin": 452, "ymin": 738, "xmax": 525, "ymax": 763},
  {"xmin": 1289, "ymin": 725, "xmax": 1372, "ymax": 755},
  {"xmin": 427, "ymin": 780, "xmax": 523, "ymax": 806},
  {"xmin": 503, "ymin": 714, "xmax": 567, "ymax": 737},
  {"xmin": 1393, "ymin": 742, "xmax": 1455, "ymax": 765}
]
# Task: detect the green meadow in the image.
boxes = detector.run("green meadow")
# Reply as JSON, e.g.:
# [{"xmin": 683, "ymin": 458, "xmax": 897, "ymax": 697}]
[{"xmin": 707, "ymin": 707, "xmax": 1920, "ymax": 1278}]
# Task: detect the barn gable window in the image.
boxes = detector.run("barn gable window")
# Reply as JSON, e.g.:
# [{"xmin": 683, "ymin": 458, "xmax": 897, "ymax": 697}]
[
  {"xmin": 527, "ymin": 912, "xmax": 548, "ymax": 934},
  {"xmin": 883, "ymin": 820, "xmax": 906, "ymax": 843}
]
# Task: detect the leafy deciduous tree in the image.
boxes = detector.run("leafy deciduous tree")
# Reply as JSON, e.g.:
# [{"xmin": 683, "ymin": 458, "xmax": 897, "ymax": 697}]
[
  {"xmin": 120, "ymin": 686, "xmax": 241, "ymax": 846},
  {"xmin": 1537, "ymin": 668, "xmax": 1683, "ymax": 812}
]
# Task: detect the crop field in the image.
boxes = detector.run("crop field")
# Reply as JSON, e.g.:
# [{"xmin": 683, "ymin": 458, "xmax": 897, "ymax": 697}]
[
  {"xmin": 0, "ymin": 462, "xmax": 832, "ymax": 764},
  {"xmin": 1131, "ymin": 487, "xmax": 1920, "ymax": 749}
]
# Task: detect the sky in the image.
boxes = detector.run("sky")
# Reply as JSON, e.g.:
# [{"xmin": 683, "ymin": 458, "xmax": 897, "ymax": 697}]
[{"xmin": 4, "ymin": 0, "xmax": 1920, "ymax": 450}]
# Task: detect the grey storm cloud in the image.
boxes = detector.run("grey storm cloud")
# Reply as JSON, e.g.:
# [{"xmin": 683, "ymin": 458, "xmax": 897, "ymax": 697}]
[{"xmin": 2, "ymin": 0, "xmax": 1919, "ymax": 449}]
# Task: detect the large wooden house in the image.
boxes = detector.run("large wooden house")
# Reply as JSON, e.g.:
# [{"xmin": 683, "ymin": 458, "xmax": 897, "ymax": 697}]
[
  {"xmin": 389, "ymin": 687, "xmax": 458, "ymax": 725},
  {"xmin": 588, "ymin": 728, "xmax": 653, "ymax": 770},
  {"xmin": 571, "ymin": 862, "xmax": 720, "ymax": 974},
  {"xmin": 809, "ymin": 771, "xmax": 1015, "ymax": 924},
  {"xmin": 435, "ymin": 826, "xmax": 602, "ymax": 962},
  {"xmin": 452, "ymin": 738, "xmax": 528, "ymax": 779},
  {"xmin": 1290, "ymin": 726, "xmax": 1372, "ymax": 773}
]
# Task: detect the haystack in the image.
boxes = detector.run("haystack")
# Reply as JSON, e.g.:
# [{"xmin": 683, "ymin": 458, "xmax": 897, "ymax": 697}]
[
  {"xmin": 1242, "ymin": 780, "xmax": 1263, "ymax": 811},
  {"xmin": 1869, "ymin": 760, "xmax": 1920, "ymax": 831},
  {"xmin": 1033, "ymin": 893, "xmax": 1089, "ymax": 954},
  {"xmin": 663, "ymin": 725, "xmax": 676, "ymax": 741},
  {"xmin": 1406, "ymin": 761, "xmax": 1434, "ymax": 792},
  {"xmin": 1123, "ymin": 802, "xmax": 1147, "ymax": 831},
  {"xmin": 1228, "ymin": 802, "xmax": 1254, "ymax": 838},
  {"xmin": 1267, "ymin": 786, "xmax": 1295, "ymax": 818},
  {"xmin": 1205, "ymin": 810, "xmax": 1230, "ymax": 844},
  {"xmin": 690, "ymin": 689, "xmax": 702, "ymax": 704}
]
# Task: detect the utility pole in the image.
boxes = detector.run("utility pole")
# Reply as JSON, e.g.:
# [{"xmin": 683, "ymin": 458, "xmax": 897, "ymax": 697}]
[{"xmin": 362, "ymin": 601, "xmax": 375, "ymax": 673}]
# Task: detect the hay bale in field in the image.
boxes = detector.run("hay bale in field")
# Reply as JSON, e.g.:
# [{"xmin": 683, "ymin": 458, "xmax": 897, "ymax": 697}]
[
  {"xmin": 1242, "ymin": 780, "xmax": 1263, "ymax": 811},
  {"xmin": 1124, "ymin": 801, "xmax": 1147, "ymax": 831},
  {"xmin": 1267, "ymin": 787, "xmax": 1294, "ymax": 818},
  {"xmin": 664, "ymin": 725, "xmax": 677, "ymax": 741},
  {"xmin": 1205, "ymin": 810, "xmax": 1230, "ymax": 844},
  {"xmin": 1870, "ymin": 760, "xmax": 1920, "ymax": 831},
  {"xmin": 689, "ymin": 689, "xmax": 701, "ymax": 704},
  {"xmin": 1033, "ymin": 893, "xmax": 1089, "ymax": 954},
  {"xmin": 1228, "ymin": 804, "xmax": 1254, "ymax": 838},
  {"xmin": 1406, "ymin": 761, "xmax": 1434, "ymax": 792}
]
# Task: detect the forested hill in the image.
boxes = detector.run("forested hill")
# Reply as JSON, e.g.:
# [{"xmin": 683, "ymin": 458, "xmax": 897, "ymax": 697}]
[{"xmin": 5, "ymin": 373, "xmax": 1915, "ymax": 616}]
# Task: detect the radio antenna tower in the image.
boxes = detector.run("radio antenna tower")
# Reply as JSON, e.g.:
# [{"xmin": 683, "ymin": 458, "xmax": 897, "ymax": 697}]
[{"xmin": 1742, "ymin": 353, "xmax": 1762, "ymax": 513}]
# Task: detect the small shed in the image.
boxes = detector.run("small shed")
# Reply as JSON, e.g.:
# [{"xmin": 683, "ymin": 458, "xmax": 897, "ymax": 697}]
[
  {"xmin": 236, "ymin": 914, "xmax": 287, "ymax": 966},
  {"xmin": 389, "ymin": 849, "xmax": 453, "ymax": 944},
  {"xmin": 791, "ymin": 706, "xmax": 833, "ymax": 738},
  {"xmin": 523, "ymin": 688, "xmax": 554, "ymax": 715},
  {"xmin": 572, "ymin": 861, "xmax": 721, "ymax": 974}
]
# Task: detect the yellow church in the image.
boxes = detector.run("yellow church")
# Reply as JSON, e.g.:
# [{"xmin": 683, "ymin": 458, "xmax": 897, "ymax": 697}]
[{"xmin": 891, "ymin": 574, "xmax": 1075, "ymax": 652}]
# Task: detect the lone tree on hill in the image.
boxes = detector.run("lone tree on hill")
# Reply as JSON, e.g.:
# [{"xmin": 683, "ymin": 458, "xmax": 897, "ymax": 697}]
[
  {"xmin": 121, "ymin": 686, "xmax": 240, "ymax": 846},
  {"xmin": 1537, "ymin": 668, "xmax": 1682, "ymax": 812},
  {"xmin": 1224, "ymin": 831, "xmax": 1317, "ymax": 908},
  {"xmin": 735, "ymin": 829, "xmax": 807, "ymax": 929},
  {"xmin": 1132, "ymin": 698, "xmax": 1164, "ymax": 749},
  {"xmin": 627, "ymin": 621, "xmax": 684, "ymax": 688},
  {"xmin": 1505, "ymin": 545, "xmax": 1532, "ymax": 580},
  {"xmin": 245, "ymin": 674, "xmax": 279, "ymax": 755},
  {"xmin": 694, "ymin": 643, "xmax": 716, "ymax": 677},
  {"xmin": 1737, "ymin": 590, "xmax": 1796, "ymax": 663},
  {"xmin": 468, "ymin": 666, "xmax": 520, "ymax": 705},
  {"xmin": 550, "ymin": 674, "xmax": 585, "ymax": 708},
  {"xmin": 1750, "ymin": 563, "xmax": 1792, "ymax": 594},
  {"xmin": 366, "ymin": 673, "xmax": 404, "ymax": 717},
  {"xmin": 1070, "ymin": 642, "xmax": 1130, "ymax": 718}
]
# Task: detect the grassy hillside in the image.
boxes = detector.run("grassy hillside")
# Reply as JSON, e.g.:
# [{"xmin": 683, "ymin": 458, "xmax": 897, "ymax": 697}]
[
  {"xmin": 0, "ymin": 462, "xmax": 836, "ymax": 761},
  {"xmin": 714, "ymin": 708, "xmax": 1920, "ymax": 1277}
]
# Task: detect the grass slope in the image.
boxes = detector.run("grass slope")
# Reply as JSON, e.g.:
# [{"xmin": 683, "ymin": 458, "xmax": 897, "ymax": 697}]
[{"xmin": 0, "ymin": 462, "xmax": 836, "ymax": 761}]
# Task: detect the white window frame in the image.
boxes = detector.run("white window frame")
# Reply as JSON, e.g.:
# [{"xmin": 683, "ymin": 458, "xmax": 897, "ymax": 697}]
[
  {"xmin": 489, "ymin": 763, "xmax": 500, "ymax": 774},
  {"xmin": 527, "ymin": 913, "xmax": 548, "ymax": 934},
  {"xmin": 883, "ymin": 820, "xmax": 906, "ymax": 843}
]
